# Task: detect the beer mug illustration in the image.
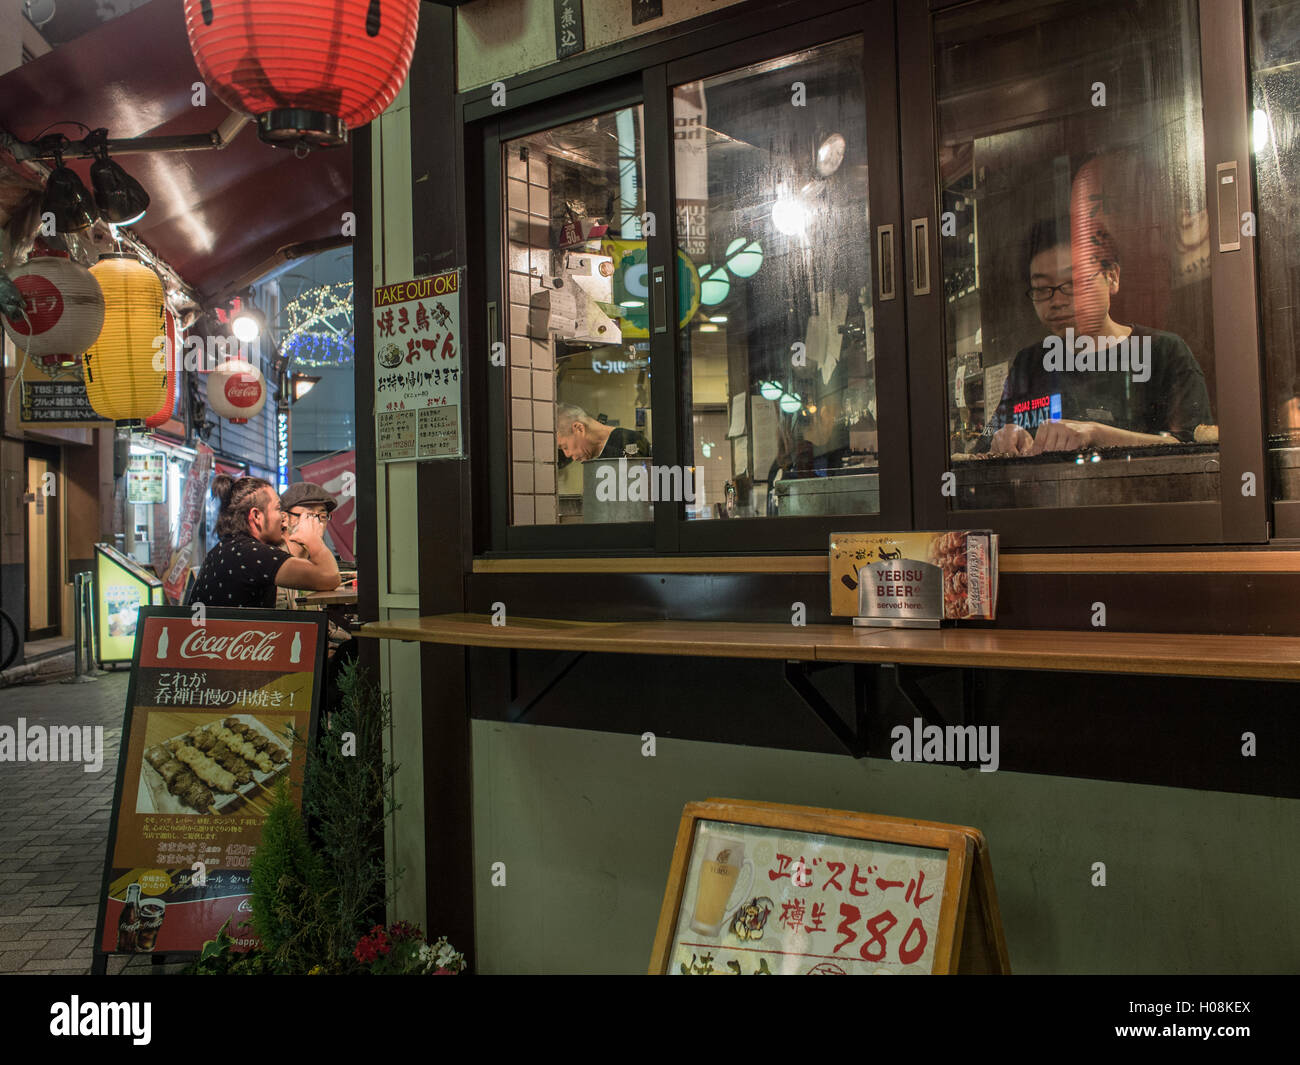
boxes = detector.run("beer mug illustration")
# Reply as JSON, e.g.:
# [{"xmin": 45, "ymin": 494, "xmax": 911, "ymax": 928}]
[{"xmin": 689, "ymin": 834, "xmax": 755, "ymax": 937}]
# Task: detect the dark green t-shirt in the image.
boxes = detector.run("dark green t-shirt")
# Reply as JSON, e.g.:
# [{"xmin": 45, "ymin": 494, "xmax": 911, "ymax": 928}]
[{"xmin": 980, "ymin": 324, "xmax": 1211, "ymax": 448}]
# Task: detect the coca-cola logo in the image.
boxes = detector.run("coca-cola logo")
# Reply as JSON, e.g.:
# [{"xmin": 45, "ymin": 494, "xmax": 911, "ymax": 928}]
[
  {"xmin": 224, "ymin": 376, "xmax": 262, "ymax": 407},
  {"xmin": 10, "ymin": 275, "xmax": 63, "ymax": 335},
  {"xmin": 178, "ymin": 628, "xmax": 280, "ymax": 663}
]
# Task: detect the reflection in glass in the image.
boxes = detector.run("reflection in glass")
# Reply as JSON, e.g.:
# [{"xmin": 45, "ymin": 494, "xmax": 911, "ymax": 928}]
[
  {"xmin": 937, "ymin": 0, "xmax": 1219, "ymax": 509},
  {"xmin": 674, "ymin": 37, "xmax": 879, "ymax": 520},
  {"xmin": 502, "ymin": 107, "xmax": 650, "ymax": 525},
  {"xmin": 1252, "ymin": 0, "xmax": 1300, "ymax": 499}
]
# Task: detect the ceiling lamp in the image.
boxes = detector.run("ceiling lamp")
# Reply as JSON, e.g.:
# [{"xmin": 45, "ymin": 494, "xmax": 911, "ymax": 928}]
[
  {"xmin": 83, "ymin": 253, "xmax": 169, "ymax": 424},
  {"xmin": 145, "ymin": 310, "xmax": 180, "ymax": 429},
  {"xmin": 208, "ymin": 358, "xmax": 268, "ymax": 423},
  {"xmin": 88, "ymin": 130, "xmax": 150, "ymax": 225},
  {"xmin": 1, "ymin": 251, "xmax": 105, "ymax": 367},
  {"xmin": 182, "ymin": 0, "xmax": 421, "ymax": 149},
  {"xmin": 230, "ymin": 298, "xmax": 266, "ymax": 343},
  {"xmin": 41, "ymin": 153, "xmax": 97, "ymax": 233}
]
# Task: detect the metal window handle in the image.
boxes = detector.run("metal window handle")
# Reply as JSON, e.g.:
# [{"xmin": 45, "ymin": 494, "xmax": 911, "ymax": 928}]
[
  {"xmin": 1216, "ymin": 161, "xmax": 1241, "ymax": 253},
  {"xmin": 652, "ymin": 264, "xmax": 667, "ymax": 334},
  {"xmin": 487, "ymin": 300, "xmax": 499, "ymax": 360},
  {"xmin": 910, "ymin": 217, "xmax": 931, "ymax": 296},
  {"xmin": 877, "ymin": 224, "xmax": 896, "ymax": 302}
]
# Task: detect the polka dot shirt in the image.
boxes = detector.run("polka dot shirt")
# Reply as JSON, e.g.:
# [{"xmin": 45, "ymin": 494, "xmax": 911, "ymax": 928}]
[{"xmin": 186, "ymin": 532, "xmax": 291, "ymax": 610}]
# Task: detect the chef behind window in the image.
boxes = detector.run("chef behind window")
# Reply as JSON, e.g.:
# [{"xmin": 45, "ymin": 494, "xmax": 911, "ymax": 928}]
[{"xmin": 979, "ymin": 219, "xmax": 1211, "ymax": 456}]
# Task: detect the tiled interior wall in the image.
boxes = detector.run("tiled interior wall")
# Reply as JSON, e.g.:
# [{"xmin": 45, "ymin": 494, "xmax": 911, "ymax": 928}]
[{"xmin": 505, "ymin": 148, "xmax": 557, "ymax": 526}]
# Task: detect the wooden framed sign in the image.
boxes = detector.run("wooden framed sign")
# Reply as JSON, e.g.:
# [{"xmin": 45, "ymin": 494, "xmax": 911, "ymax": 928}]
[
  {"xmin": 649, "ymin": 799, "xmax": 1009, "ymax": 975},
  {"xmin": 92, "ymin": 607, "xmax": 327, "ymax": 970}
]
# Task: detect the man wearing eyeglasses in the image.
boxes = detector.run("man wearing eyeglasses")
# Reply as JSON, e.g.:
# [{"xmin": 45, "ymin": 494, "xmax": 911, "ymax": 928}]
[{"xmin": 981, "ymin": 220, "xmax": 1211, "ymax": 456}]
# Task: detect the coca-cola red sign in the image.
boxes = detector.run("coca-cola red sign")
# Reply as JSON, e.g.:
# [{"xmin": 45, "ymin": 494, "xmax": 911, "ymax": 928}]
[
  {"xmin": 224, "ymin": 375, "xmax": 263, "ymax": 407},
  {"xmin": 11, "ymin": 275, "xmax": 63, "ymax": 335},
  {"xmin": 140, "ymin": 617, "xmax": 313, "ymax": 672}
]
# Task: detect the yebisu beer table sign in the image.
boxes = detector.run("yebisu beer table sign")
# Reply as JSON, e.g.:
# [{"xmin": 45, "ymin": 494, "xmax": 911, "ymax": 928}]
[
  {"xmin": 830, "ymin": 532, "xmax": 1000, "ymax": 628},
  {"xmin": 650, "ymin": 800, "xmax": 1009, "ymax": 975}
]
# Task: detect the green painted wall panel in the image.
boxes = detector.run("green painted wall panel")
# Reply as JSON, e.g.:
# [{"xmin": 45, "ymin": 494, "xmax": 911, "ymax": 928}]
[{"xmin": 471, "ymin": 720, "xmax": 1300, "ymax": 974}]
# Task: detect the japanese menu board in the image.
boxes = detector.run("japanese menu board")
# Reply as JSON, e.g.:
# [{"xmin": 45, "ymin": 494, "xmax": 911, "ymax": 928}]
[
  {"xmin": 94, "ymin": 608, "xmax": 325, "ymax": 961},
  {"xmin": 126, "ymin": 452, "xmax": 166, "ymax": 504},
  {"xmin": 373, "ymin": 270, "xmax": 463, "ymax": 461},
  {"xmin": 19, "ymin": 379, "xmax": 110, "ymax": 428},
  {"xmin": 650, "ymin": 800, "xmax": 1010, "ymax": 975}
]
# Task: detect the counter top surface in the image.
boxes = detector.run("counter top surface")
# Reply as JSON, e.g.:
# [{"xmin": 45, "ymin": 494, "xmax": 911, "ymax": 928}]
[{"xmin": 356, "ymin": 613, "xmax": 1300, "ymax": 679}]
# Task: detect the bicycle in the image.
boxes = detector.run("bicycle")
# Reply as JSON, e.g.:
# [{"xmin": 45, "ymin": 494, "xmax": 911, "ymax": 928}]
[{"xmin": 0, "ymin": 607, "xmax": 18, "ymax": 673}]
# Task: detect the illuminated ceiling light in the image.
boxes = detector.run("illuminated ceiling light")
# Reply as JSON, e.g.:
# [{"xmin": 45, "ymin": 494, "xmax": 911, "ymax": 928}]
[
  {"xmin": 724, "ymin": 238, "xmax": 763, "ymax": 278},
  {"xmin": 779, "ymin": 392, "xmax": 801, "ymax": 413},
  {"xmin": 699, "ymin": 324, "xmax": 718, "ymax": 332},
  {"xmin": 709, "ymin": 315, "xmax": 728, "ymax": 323},
  {"xmin": 88, "ymin": 130, "xmax": 150, "ymax": 224},
  {"xmin": 759, "ymin": 381, "xmax": 783, "ymax": 401},
  {"xmin": 621, "ymin": 299, "xmax": 645, "ymax": 308},
  {"xmin": 1253, "ymin": 108, "xmax": 1270, "ymax": 154},
  {"xmin": 816, "ymin": 133, "xmax": 846, "ymax": 176},
  {"xmin": 231, "ymin": 298, "xmax": 266, "ymax": 342},
  {"xmin": 771, "ymin": 197, "xmax": 807, "ymax": 236}
]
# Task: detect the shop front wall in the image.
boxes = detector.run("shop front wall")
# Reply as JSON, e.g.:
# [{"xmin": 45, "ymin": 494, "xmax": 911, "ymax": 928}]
[{"xmin": 364, "ymin": 0, "xmax": 1300, "ymax": 971}]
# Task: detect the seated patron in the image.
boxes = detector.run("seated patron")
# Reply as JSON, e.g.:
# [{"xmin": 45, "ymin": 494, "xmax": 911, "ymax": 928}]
[{"xmin": 187, "ymin": 476, "xmax": 339, "ymax": 609}]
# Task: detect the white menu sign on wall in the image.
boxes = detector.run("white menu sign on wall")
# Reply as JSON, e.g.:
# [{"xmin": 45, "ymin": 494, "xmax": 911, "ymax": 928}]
[{"xmin": 372, "ymin": 270, "xmax": 463, "ymax": 462}]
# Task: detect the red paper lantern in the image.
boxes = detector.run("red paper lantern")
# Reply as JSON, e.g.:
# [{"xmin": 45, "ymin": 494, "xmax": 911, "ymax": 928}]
[
  {"xmin": 183, "ymin": 0, "xmax": 420, "ymax": 148},
  {"xmin": 145, "ymin": 310, "xmax": 179, "ymax": 429},
  {"xmin": 1, "ymin": 251, "xmax": 105, "ymax": 367}
]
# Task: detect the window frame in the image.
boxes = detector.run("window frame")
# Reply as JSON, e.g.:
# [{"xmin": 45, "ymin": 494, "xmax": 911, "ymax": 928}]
[{"xmin": 467, "ymin": 0, "xmax": 1272, "ymax": 557}]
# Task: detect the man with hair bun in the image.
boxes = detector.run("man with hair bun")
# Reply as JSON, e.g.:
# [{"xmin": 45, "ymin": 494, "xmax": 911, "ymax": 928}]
[{"xmin": 186, "ymin": 475, "xmax": 339, "ymax": 609}]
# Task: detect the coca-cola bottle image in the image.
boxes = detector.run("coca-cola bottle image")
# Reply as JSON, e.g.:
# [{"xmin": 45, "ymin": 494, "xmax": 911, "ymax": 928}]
[
  {"xmin": 290, "ymin": 631, "xmax": 301, "ymax": 664},
  {"xmin": 116, "ymin": 883, "xmax": 141, "ymax": 952},
  {"xmin": 156, "ymin": 625, "xmax": 169, "ymax": 660}
]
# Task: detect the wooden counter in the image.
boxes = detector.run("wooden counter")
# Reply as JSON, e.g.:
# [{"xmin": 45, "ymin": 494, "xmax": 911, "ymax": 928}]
[{"xmin": 357, "ymin": 613, "xmax": 1300, "ymax": 680}]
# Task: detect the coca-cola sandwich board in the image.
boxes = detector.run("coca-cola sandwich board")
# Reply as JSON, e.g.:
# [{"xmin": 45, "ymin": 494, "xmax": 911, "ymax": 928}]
[{"xmin": 92, "ymin": 607, "xmax": 326, "ymax": 969}]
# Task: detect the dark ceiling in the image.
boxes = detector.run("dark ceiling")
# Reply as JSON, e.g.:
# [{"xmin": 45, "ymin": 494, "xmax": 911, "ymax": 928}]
[{"xmin": 0, "ymin": 0, "xmax": 352, "ymax": 299}]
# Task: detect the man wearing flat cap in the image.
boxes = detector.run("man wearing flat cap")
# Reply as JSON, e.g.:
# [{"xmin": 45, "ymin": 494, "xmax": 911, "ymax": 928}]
[{"xmin": 275, "ymin": 482, "xmax": 338, "ymax": 610}]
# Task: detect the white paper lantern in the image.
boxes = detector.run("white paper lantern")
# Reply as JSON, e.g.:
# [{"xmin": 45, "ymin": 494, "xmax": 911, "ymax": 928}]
[
  {"xmin": 1, "ymin": 252, "xmax": 105, "ymax": 366},
  {"xmin": 207, "ymin": 358, "xmax": 267, "ymax": 423}
]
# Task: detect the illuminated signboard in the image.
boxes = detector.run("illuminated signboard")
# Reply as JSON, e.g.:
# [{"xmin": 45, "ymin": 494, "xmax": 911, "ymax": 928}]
[
  {"xmin": 95, "ymin": 544, "xmax": 166, "ymax": 666},
  {"xmin": 277, "ymin": 410, "xmax": 290, "ymax": 494}
]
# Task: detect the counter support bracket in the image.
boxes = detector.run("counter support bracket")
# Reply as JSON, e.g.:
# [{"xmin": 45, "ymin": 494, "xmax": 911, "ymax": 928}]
[
  {"xmin": 887, "ymin": 664, "xmax": 980, "ymax": 770},
  {"xmin": 507, "ymin": 649, "xmax": 585, "ymax": 723},
  {"xmin": 784, "ymin": 660, "xmax": 869, "ymax": 759}
]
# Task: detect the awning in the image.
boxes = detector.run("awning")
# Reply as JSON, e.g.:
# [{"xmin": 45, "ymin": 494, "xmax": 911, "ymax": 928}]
[{"xmin": 0, "ymin": 0, "xmax": 352, "ymax": 300}]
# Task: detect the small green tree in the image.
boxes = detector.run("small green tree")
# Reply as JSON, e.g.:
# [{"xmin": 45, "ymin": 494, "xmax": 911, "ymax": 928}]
[
  {"xmin": 301, "ymin": 658, "xmax": 400, "ymax": 966},
  {"xmin": 249, "ymin": 775, "xmax": 332, "ymax": 972}
]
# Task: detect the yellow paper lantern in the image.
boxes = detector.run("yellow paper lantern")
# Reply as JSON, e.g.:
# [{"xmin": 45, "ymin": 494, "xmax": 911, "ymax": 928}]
[{"xmin": 83, "ymin": 253, "xmax": 168, "ymax": 423}]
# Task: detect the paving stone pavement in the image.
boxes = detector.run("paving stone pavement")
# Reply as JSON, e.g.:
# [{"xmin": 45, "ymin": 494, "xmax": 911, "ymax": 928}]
[{"xmin": 0, "ymin": 670, "xmax": 179, "ymax": 975}]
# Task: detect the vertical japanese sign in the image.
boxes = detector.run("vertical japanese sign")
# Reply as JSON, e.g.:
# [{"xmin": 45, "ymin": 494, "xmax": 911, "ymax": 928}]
[
  {"xmin": 372, "ymin": 269, "xmax": 462, "ymax": 462},
  {"xmin": 163, "ymin": 442, "xmax": 214, "ymax": 605},
  {"xmin": 554, "ymin": 0, "xmax": 584, "ymax": 59},
  {"xmin": 94, "ymin": 608, "xmax": 325, "ymax": 960}
]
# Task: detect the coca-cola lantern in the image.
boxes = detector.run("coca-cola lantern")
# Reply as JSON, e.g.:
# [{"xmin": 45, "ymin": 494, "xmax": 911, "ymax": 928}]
[
  {"xmin": 1, "ymin": 251, "xmax": 105, "ymax": 367},
  {"xmin": 208, "ymin": 358, "xmax": 267, "ymax": 423},
  {"xmin": 182, "ymin": 0, "xmax": 420, "ymax": 148}
]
